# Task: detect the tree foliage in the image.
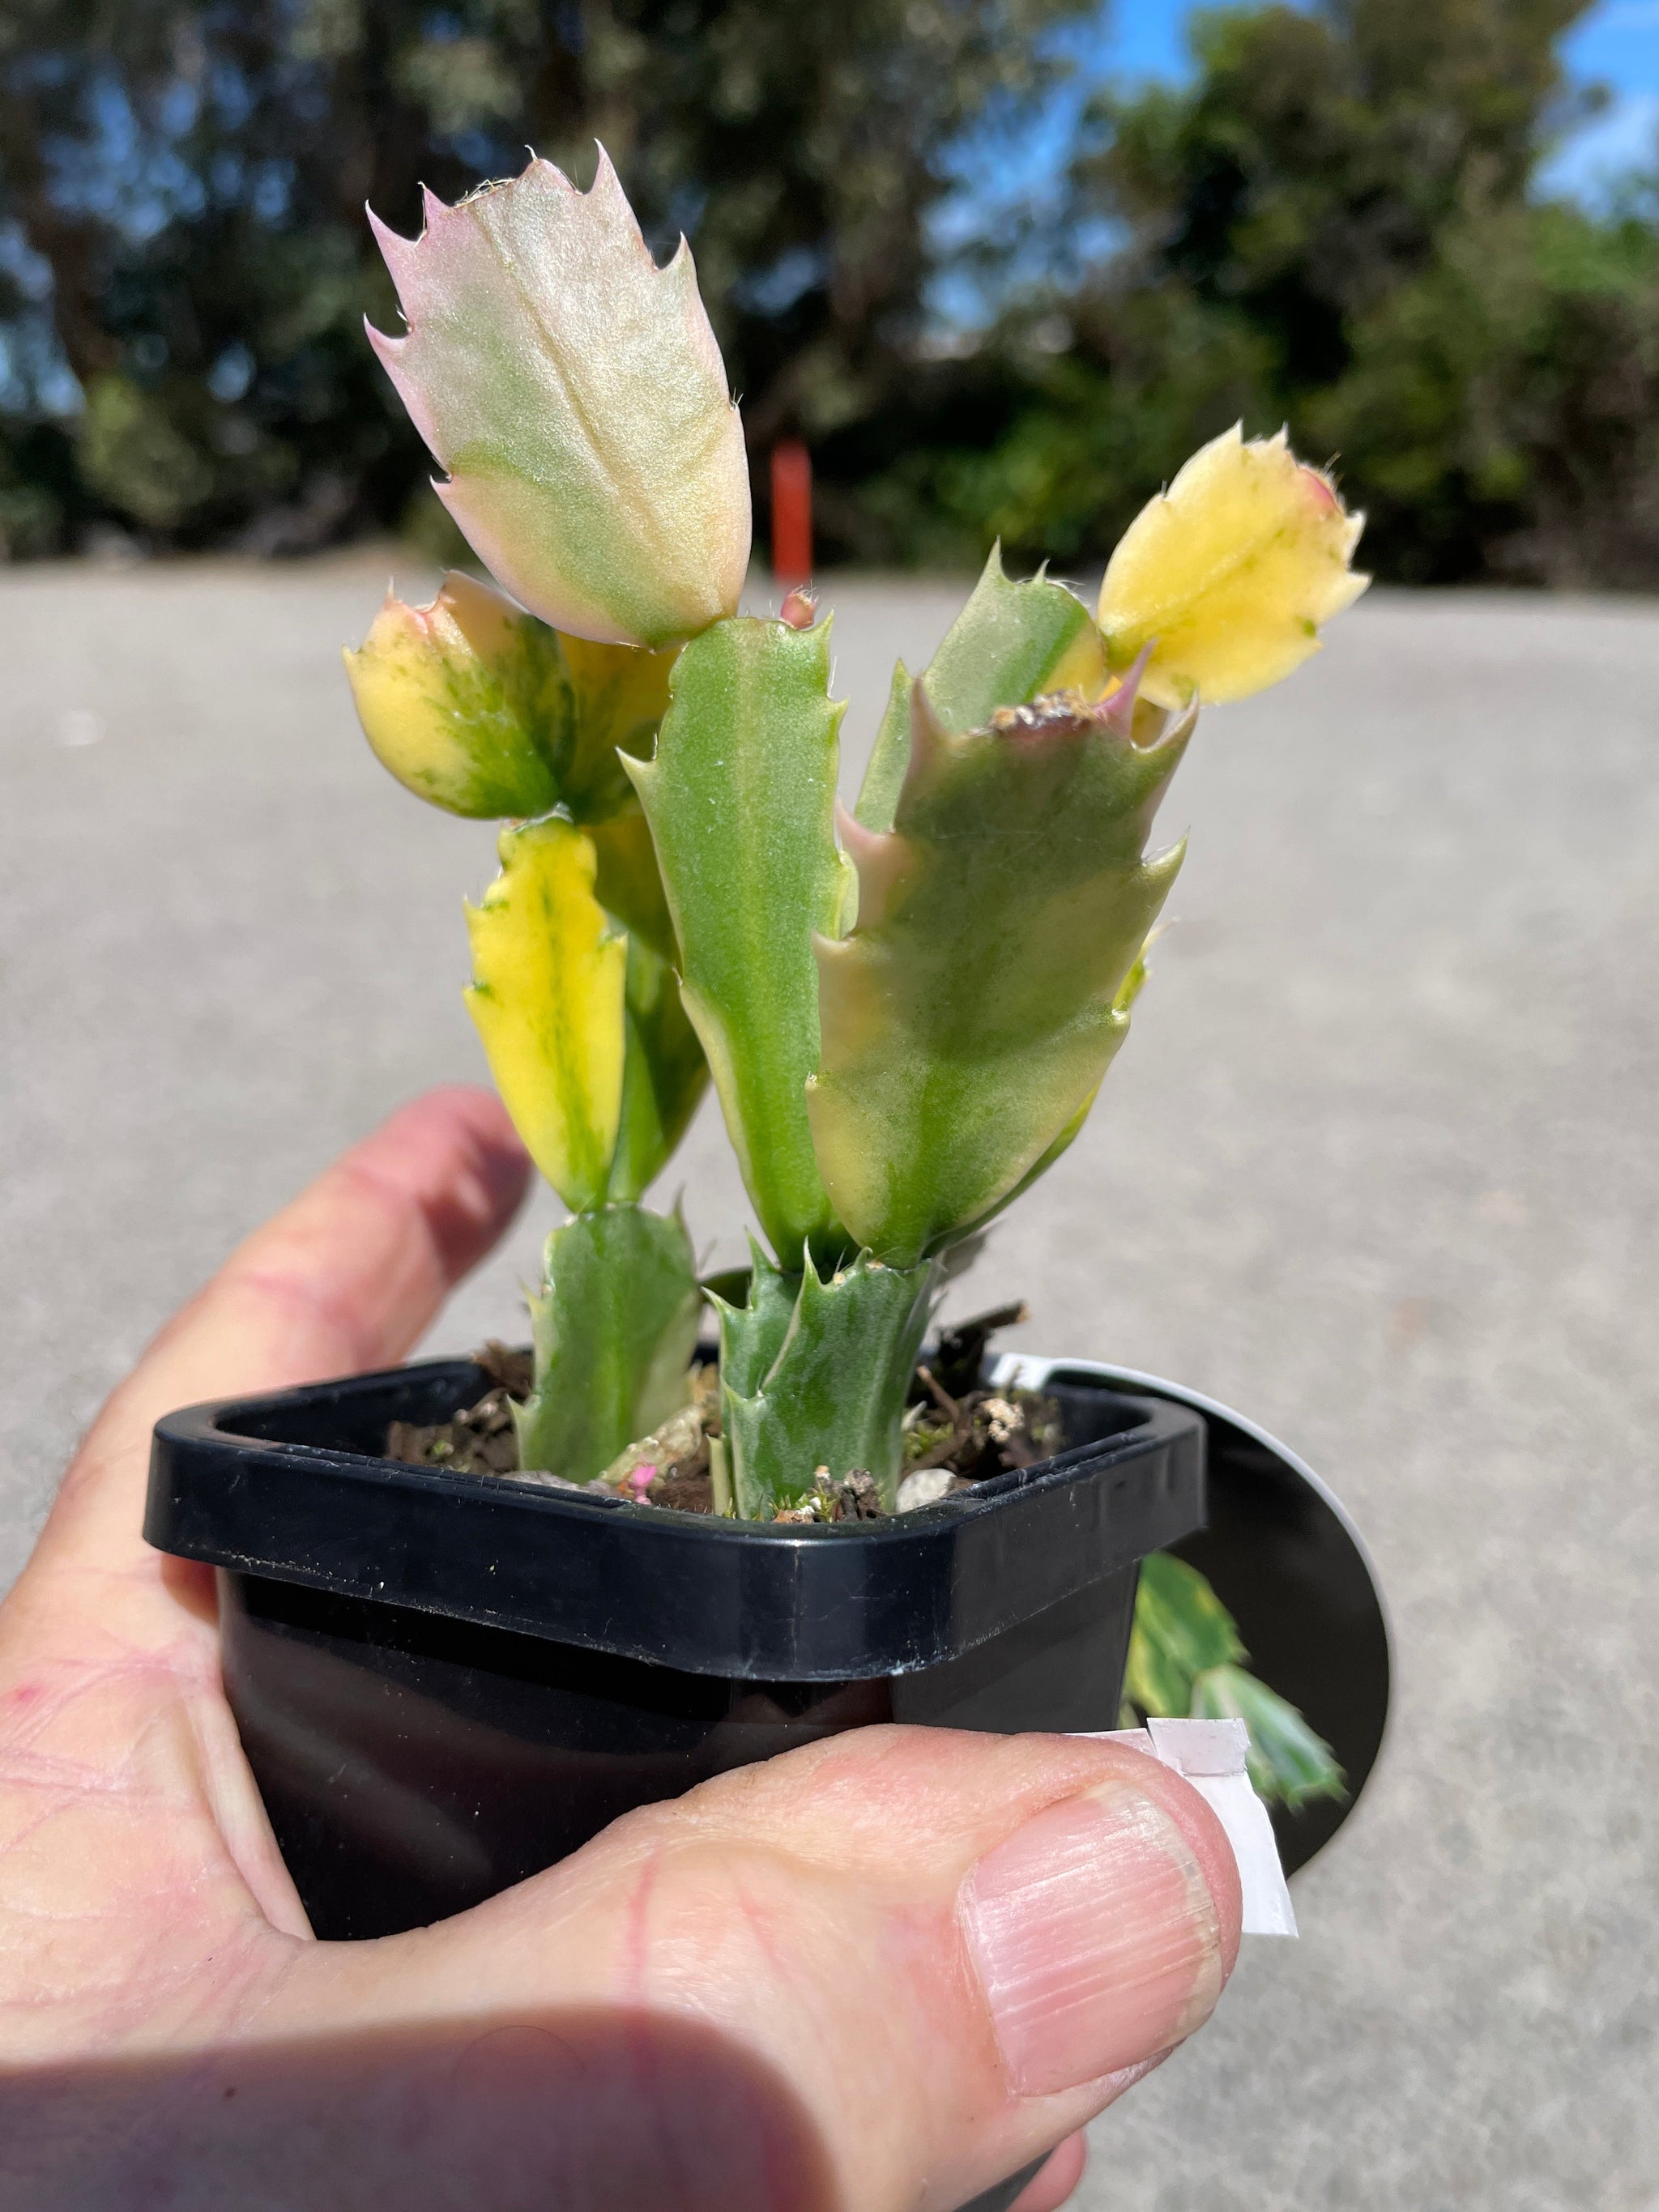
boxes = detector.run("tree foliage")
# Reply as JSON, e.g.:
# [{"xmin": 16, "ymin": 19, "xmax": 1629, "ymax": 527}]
[
  {"xmin": 3, "ymin": 0, "xmax": 1658, "ymax": 583},
  {"xmin": 0, "ymin": 0, "xmax": 1085, "ymax": 555},
  {"xmin": 877, "ymin": 0, "xmax": 1659, "ymax": 586}
]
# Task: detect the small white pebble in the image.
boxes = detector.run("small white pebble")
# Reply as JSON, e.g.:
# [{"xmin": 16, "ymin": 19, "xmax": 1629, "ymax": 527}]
[{"xmin": 896, "ymin": 1466, "xmax": 956, "ymax": 1512}]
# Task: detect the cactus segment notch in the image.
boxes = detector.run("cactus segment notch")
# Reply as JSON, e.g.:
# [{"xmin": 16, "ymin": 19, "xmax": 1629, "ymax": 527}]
[
  {"xmin": 711, "ymin": 1234, "xmax": 799, "ymax": 1402},
  {"xmin": 811, "ymin": 680, "xmax": 1192, "ymax": 1267},
  {"xmin": 714, "ymin": 1247, "xmax": 940, "ymax": 1517},
  {"xmin": 854, "ymin": 546, "xmax": 1109, "ymax": 833},
  {"xmin": 514, "ymin": 1204, "xmax": 701, "ymax": 1484},
  {"xmin": 629, "ymin": 616, "xmax": 855, "ymax": 1268}
]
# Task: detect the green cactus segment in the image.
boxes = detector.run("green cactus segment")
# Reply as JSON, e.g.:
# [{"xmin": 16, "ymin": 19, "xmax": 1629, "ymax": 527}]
[
  {"xmin": 1125, "ymin": 1548, "xmax": 1243, "ymax": 1709},
  {"xmin": 810, "ymin": 685, "xmax": 1190, "ymax": 1267},
  {"xmin": 629, "ymin": 616, "xmax": 855, "ymax": 1267},
  {"xmin": 1126, "ymin": 1552, "xmax": 1347, "ymax": 1811},
  {"xmin": 607, "ymin": 935, "xmax": 710, "ymax": 1203},
  {"xmin": 937, "ymin": 943, "xmax": 1150, "ymax": 1247},
  {"xmin": 715, "ymin": 1247, "xmax": 940, "ymax": 1516},
  {"xmin": 854, "ymin": 548, "xmax": 1109, "ymax": 833},
  {"xmin": 514, "ymin": 1204, "xmax": 701, "ymax": 1482},
  {"xmin": 713, "ymin": 1237, "xmax": 799, "ymax": 1400},
  {"xmin": 941, "ymin": 1079, "xmax": 1100, "ymax": 1254},
  {"xmin": 588, "ymin": 803, "xmax": 679, "ymax": 963},
  {"xmin": 855, "ymin": 662, "xmax": 915, "ymax": 838}
]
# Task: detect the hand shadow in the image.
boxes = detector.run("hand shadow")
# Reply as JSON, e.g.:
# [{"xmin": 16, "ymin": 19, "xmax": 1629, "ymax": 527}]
[{"xmin": 2, "ymin": 2008, "xmax": 840, "ymax": 2211}]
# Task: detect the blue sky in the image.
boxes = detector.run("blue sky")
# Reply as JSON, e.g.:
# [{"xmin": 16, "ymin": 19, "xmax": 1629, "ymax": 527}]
[
  {"xmin": 1547, "ymin": 1, "xmax": 1659, "ymax": 197},
  {"xmin": 929, "ymin": 0, "xmax": 1658, "ymax": 318},
  {"xmin": 953, "ymin": 0, "xmax": 1659, "ymax": 217},
  {"xmin": 1098, "ymin": 0, "xmax": 1659, "ymax": 199}
]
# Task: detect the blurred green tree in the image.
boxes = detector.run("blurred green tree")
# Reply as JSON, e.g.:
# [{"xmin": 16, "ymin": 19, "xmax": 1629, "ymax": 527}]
[
  {"xmin": 6, "ymin": 0, "xmax": 1658, "ymax": 582},
  {"xmin": 877, "ymin": 0, "xmax": 1659, "ymax": 586},
  {"xmin": 0, "ymin": 0, "xmax": 1087, "ymax": 556},
  {"xmin": 1308, "ymin": 190, "xmax": 1659, "ymax": 583}
]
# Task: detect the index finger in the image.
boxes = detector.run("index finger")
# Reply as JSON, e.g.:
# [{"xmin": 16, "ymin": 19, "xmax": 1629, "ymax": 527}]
[{"xmin": 27, "ymin": 1085, "xmax": 530, "ymax": 1590}]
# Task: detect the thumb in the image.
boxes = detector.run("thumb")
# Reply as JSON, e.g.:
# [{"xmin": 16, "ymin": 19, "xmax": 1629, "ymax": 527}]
[{"xmin": 262, "ymin": 1727, "xmax": 1243, "ymax": 2212}]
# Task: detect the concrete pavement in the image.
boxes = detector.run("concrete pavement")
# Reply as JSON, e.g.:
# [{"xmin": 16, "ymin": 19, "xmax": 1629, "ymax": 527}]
[{"xmin": 2, "ymin": 555, "xmax": 1657, "ymax": 2206}]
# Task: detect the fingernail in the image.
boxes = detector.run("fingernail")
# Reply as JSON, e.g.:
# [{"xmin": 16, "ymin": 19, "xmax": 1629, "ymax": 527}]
[{"xmin": 959, "ymin": 1782, "xmax": 1224, "ymax": 2096}]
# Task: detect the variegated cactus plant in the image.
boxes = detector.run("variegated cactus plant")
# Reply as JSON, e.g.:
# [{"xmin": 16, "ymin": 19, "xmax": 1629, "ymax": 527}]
[{"xmin": 346, "ymin": 151, "xmax": 1365, "ymax": 1802}]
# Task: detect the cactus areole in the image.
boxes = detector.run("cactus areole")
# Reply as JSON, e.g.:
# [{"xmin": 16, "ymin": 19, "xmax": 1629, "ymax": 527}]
[{"xmin": 149, "ymin": 151, "xmax": 1371, "ymax": 1963}]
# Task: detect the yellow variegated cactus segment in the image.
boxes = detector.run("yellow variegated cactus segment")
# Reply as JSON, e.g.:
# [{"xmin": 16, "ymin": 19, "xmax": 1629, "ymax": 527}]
[
  {"xmin": 345, "ymin": 570, "xmax": 678, "ymax": 822},
  {"xmin": 343, "ymin": 572, "xmax": 565, "ymax": 819},
  {"xmin": 1043, "ymin": 614, "xmax": 1112, "ymax": 701},
  {"xmin": 560, "ymin": 631, "xmax": 679, "ymax": 819},
  {"xmin": 1098, "ymin": 424, "xmax": 1369, "ymax": 708},
  {"xmin": 465, "ymin": 816, "xmax": 627, "ymax": 1211}
]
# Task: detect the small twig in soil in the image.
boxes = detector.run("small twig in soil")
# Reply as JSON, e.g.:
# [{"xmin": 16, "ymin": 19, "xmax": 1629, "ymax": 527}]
[{"xmin": 915, "ymin": 1365, "xmax": 961, "ymax": 1423}]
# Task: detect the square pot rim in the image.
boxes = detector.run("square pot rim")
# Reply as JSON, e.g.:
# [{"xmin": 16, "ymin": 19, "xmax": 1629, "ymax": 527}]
[{"xmin": 146, "ymin": 1353, "xmax": 1206, "ymax": 1679}]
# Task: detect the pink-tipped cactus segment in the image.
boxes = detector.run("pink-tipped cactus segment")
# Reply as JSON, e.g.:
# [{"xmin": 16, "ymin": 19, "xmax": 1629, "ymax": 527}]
[{"xmin": 365, "ymin": 149, "xmax": 751, "ymax": 649}]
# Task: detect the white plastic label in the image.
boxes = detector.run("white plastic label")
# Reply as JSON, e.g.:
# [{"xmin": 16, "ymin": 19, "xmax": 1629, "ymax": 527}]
[{"xmin": 1073, "ymin": 1716, "xmax": 1298, "ymax": 1938}]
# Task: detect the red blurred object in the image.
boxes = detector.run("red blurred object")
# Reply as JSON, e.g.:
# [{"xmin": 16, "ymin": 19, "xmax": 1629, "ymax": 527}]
[{"xmin": 770, "ymin": 438, "xmax": 812, "ymax": 585}]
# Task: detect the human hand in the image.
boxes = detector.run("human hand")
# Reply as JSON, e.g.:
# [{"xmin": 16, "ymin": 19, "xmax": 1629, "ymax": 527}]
[{"xmin": 0, "ymin": 1088, "xmax": 1240, "ymax": 2210}]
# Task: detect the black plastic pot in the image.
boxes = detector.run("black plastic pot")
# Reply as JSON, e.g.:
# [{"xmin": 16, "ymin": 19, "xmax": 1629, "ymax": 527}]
[
  {"xmin": 147, "ymin": 1356, "xmax": 1201, "ymax": 2212},
  {"xmin": 147, "ymin": 1354, "xmax": 1203, "ymax": 1937}
]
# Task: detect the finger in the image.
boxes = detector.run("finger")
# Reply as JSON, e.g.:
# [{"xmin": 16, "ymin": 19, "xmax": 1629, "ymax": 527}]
[
  {"xmin": 271, "ymin": 1730, "xmax": 1243, "ymax": 2212},
  {"xmin": 0, "ymin": 1090, "xmax": 530, "ymax": 1949},
  {"xmin": 1011, "ymin": 2131, "xmax": 1088, "ymax": 2211},
  {"xmin": 31, "ymin": 1085, "xmax": 530, "ymax": 1582}
]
